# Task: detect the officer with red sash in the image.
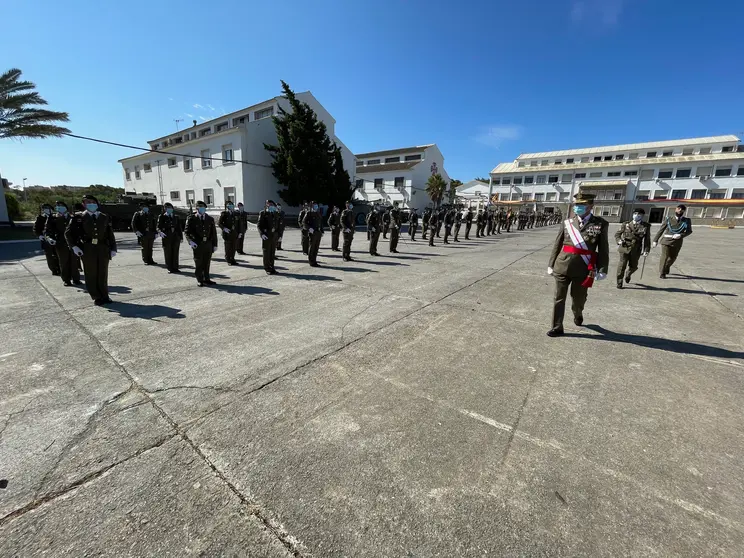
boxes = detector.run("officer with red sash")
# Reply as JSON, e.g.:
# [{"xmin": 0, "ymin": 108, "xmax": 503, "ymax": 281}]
[{"xmin": 546, "ymin": 192, "xmax": 609, "ymax": 337}]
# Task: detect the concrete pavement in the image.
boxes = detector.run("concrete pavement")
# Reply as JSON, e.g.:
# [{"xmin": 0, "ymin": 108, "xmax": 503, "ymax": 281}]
[{"xmin": 1, "ymin": 223, "xmax": 743, "ymax": 556}]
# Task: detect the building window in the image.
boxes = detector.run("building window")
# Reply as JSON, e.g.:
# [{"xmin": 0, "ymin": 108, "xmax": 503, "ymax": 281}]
[
  {"xmin": 554, "ymin": 160, "xmax": 562, "ymax": 165},
  {"xmin": 738, "ymin": 167, "xmax": 744, "ymax": 176},
  {"xmin": 152, "ymin": 144, "xmax": 159, "ymax": 150},
  {"xmin": 614, "ymin": 192, "xmax": 623, "ymax": 200},
  {"xmin": 708, "ymin": 207, "xmax": 724, "ymax": 218},
  {"xmin": 646, "ymin": 151, "xmax": 657, "ymax": 158},
  {"xmin": 690, "ymin": 207, "xmax": 704, "ymax": 218},
  {"xmin": 671, "ymin": 189, "xmax": 687, "ymax": 199},
  {"xmin": 559, "ymin": 192, "xmax": 570, "ymax": 201},
  {"xmin": 254, "ymin": 107, "xmax": 274, "ymax": 120},
  {"xmin": 682, "ymin": 148, "xmax": 693, "ymax": 156},
  {"xmin": 662, "ymin": 151, "xmax": 673, "ymax": 157},
  {"xmin": 405, "ymin": 154, "xmax": 422, "ymax": 161},
  {"xmin": 574, "ymin": 173, "xmax": 586, "ymax": 179},
  {"xmin": 709, "ymin": 192, "xmax": 726, "ymax": 199},
  {"xmin": 517, "ymin": 162, "xmax": 526, "ymax": 168},
  {"xmin": 522, "ymin": 193, "xmax": 532, "ymax": 201},
  {"xmin": 232, "ymin": 117, "xmax": 246, "ymax": 126},
  {"xmin": 513, "ymin": 177, "xmax": 523, "ymax": 185},
  {"xmin": 654, "ymin": 193, "xmax": 668, "ymax": 200},
  {"xmin": 611, "ymin": 206, "xmax": 620, "ymax": 216},
  {"xmin": 629, "ymin": 152, "xmax": 639, "ymax": 159},
  {"xmin": 135, "ymin": 166, "xmax": 141, "ymax": 179},
  {"xmin": 170, "ymin": 191, "xmax": 181, "ymax": 201},
  {"xmin": 356, "ymin": 160, "xmax": 363, "ymax": 167},
  {"xmin": 385, "ymin": 157, "xmax": 400, "ymax": 163},
  {"xmin": 607, "ymin": 171, "xmax": 621, "ymax": 177},
  {"xmin": 593, "ymin": 156, "xmax": 602, "ymax": 162},
  {"xmin": 215, "ymin": 122, "xmax": 228, "ymax": 132},
  {"xmin": 199, "ymin": 128, "xmax": 212, "ymax": 137},
  {"xmin": 589, "ymin": 171, "xmax": 603, "ymax": 178},
  {"xmin": 731, "ymin": 190, "xmax": 744, "ymax": 199},
  {"xmin": 186, "ymin": 190, "xmax": 195, "ymax": 203},
  {"xmin": 600, "ymin": 207, "xmax": 611, "ymax": 216},
  {"xmin": 722, "ymin": 145, "xmax": 734, "ymax": 153},
  {"xmin": 530, "ymin": 161, "xmax": 537, "ymax": 167},
  {"xmin": 615, "ymin": 154, "xmax": 624, "ymax": 160},
  {"xmin": 511, "ymin": 193, "xmax": 520, "ymax": 201},
  {"xmin": 541, "ymin": 160, "xmax": 549, "ymax": 166},
  {"xmin": 394, "ymin": 177, "xmax": 405, "ymax": 188},
  {"xmin": 168, "ymin": 157, "xmax": 177, "ymax": 168},
  {"xmin": 368, "ymin": 159, "xmax": 381, "ymax": 165},
  {"xmin": 222, "ymin": 145, "xmax": 234, "ymax": 164},
  {"xmin": 125, "ymin": 169, "xmax": 131, "ymax": 181},
  {"xmin": 173, "ymin": 137, "xmax": 183, "ymax": 145},
  {"xmin": 690, "ymin": 189, "xmax": 706, "ymax": 199},
  {"xmin": 561, "ymin": 174, "xmax": 572, "ymax": 183},
  {"xmin": 699, "ymin": 147, "xmax": 711, "ymax": 155},
  {"xmin": 536, "ymin": 175, "xmax": 546, "ymax": 184},
  {"xmin": 190, "ymin": 132, "xmax": 197, "ymax": 140},
  {"xmin": 635, "ymin": 192, "xmax": 650, "ymax": 201},
  {"xmin": 183, "ymin": 134, "xmax": 190, "ymax": 143},
  {"xmin": 640, "ymin": 169, "xmax": 654, "ymax": 180},
  {"xmin": 566, "ymin": 158, "xmax": 574, "ymax": 164},
  {"xmin": 695, "ymin": 166, "xmax": 713, "ymax": 177},
  {"xmin": 492, "ymin": 178, "xmax": 501, "ymax": 185},
  {"xmin": 534, "ymin": 193, "xmax": 544, "ymax": 201},
  {"xmin": 143, "ymin": 163, "xmax": 152, "ymax": 173},
  {"xmin": 715, "ymin": 167, "xmax": 732, "ymax": 177},
  {"xmin": 548, "ymin": 175, "xmax": 559, "ymax": 183},
  {"xmin": 580, "ymin": 157, "xmax": 589, "ymax": 163},
  {"xmin": 374, "ymin": 178, "xmax": 383, "ymax": 188},
  {"xmin": 546, "ymin": 192, "xmax": 557, "ymax": 201},
  {"xmin": 676, "ymin": 168, "xmax": 691, "ymax": 178},
  {"xmin": 502, "ymin": 178, "xmax": 511, "ymax": 185},
  {"xmin": 658, "ymin": 170, "xmax": 673, "ymax": 179},
  {"xmin": 624, "ymin": 170, "xmax": 638, "ymax": 176},
  {"xmin": 224, "ymin": 187, "xmax": 235, "ymax": 203},
  {"xmin": 604, "ymin": 156, "xmax": 612, "ymax": 161},
  {"xmin": 183, "ymin": 156, "xmax": 192, "ymax": 172},
  {"xmin": 201, "ymin": 149, "xmax": 211, "ymax": 169},
  {"xmin": 203, "ymin": 188, "xmax": 214, "ymax": 206},
  {"xmin": 524, "ymin": 176, "xmax": 534, "ymax": 184}
]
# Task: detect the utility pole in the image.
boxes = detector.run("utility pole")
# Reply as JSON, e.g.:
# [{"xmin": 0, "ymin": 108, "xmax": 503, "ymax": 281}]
[
  {"xmin": 23, "ymin": 178, "xmax": 28, "ymax": 201},
  {"xmin": 174, "ymin": 118, "xmax": 183, "ymax": 131},
  {"xmin": 155, "ymin": 160, "xmax": 165, "ymax": 205}
]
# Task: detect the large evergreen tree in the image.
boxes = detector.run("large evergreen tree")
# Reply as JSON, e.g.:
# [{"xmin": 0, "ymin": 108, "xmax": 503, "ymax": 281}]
[{"xmin": 264, "ymin": 81, "xmax": 351, "ymax": 207}]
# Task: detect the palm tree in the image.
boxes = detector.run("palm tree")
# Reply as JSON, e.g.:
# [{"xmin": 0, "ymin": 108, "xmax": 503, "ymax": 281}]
[
  {"xmin": 0, "ymin": 68, "xmax": 70, "ymax": 139},
  {"xmin": 426, "ymin": 173, "xmax": 448, "ymax": 207}
]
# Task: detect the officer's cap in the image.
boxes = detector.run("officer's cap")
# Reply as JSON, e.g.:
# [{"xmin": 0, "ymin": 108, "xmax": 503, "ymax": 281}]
[
  {"xmin": 82, "ymin": 194, "xmax": 99, "ymax": 204},
  {"xmin": 41, "ymin": 203, "xmax": 53, "ymax": 209},
  {"xmin": 677, "ymin": 204, "xmax": 687, "ymax": 211},
  {"xmin": 266, "ymin": 199, "xmax": 276, "ymax": 205},
  {"xmin": 633, "ymin": 208, "xmax": 645, "ymax": 215},
  {"xmin": 55, "ymin": 200, "xmax": 68, "ymax": 208},
  {"xmin": 164, "ymin": 202, "xmax": 174, "ymax": 209},
  {"xmin": 195, "ymin": 200, "xmax": 207, "ymax": 207},
  {"xmin": 573, "ymin": 192, "xmax": 596, "ymax": 204}
]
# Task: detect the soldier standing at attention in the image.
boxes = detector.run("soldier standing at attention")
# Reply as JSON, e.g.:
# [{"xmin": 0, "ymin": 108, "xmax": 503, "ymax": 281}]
[
  {"xmin": 382, "ymin": 207, "xmax": 391, "ymax": 239},
  {"xmin": 615, "ymin": 208, "xmax": 651, "ymax": 288},
  {"xmin": 44, "ymin": 201, "xmax": 81, "ymax": 286},
  {"xmin": 422, "ymin": 208, "xmax": 431, "ymax": 240},
  {"xmin": 157, "ymin": 202, "xmax": 183, "ymax": 274},
  {"xmin": 464, "ymin": 207, "xmax": 474, "ymax": 239},
  {"xmin": 65, "ymin": 195, "xmax": 117, "ymax": 305},
  {"xmin": 653, "ymin": 204, "xmax": 692, "ymax": 279},
  {"xmin": 35, "ymin": 204, "xmax": 60, "ymax": 276},
  {"xmin": 236, "ymin": 202, "xmax": 248, "ymax": 255},
  {"xmin": 546, "ymin": 192, "xmax": 609, "ymax": 337},
  {"xmin": 428, "ymin": 209, "xmax": 439, "ymax": 246},
  {"xmin": 475, "ymin": 209, "xmax": 485, "ymax": 237},
  {"xmin": 341, "ymin": 201, "xmax": 355, "ymax": 262},
  {"xmin": 409, "ymin": 208, "xmax": 419, "ymax": 241},
  {"xmin": 453, "ymin": 209, "xmax": 463, "ymax": 242},
  {"xmin": 389, "ymin": 201, "xmax": 402, "ymax": 254},
  {"xmin": 486, "ymin": 210, "xmax": 494, "ymax": 236},
  {"xmin": 328, "ymin": 206, "xmax": 341, "ymax": 252},
  {"xmin": 436, "ymin": 207, "xmax": 446, "ymax": 238},
  {"xmin": 303, "ymin": 201, "xmax": 323, "ymax": 267},
  {"xmin": 258, "ymin": 199, "xmax": 279, "ymax": 275},
  {"xmin": 185, "ymin": 200, "xmax": 218, "ymax": 287},
  {"xmin": 368, "ymin": 205, "xmax": 381, "ymax": 256},
  {"xmin": 218, "ymin": 201, "xmax": 240, "ymax": 265},
  {"xmin": 299, "ymin": 201, "xmax": 310, "ymax": 255},
  {"xmin": 443, "ymin": 208, "xmax": 455, "ymax": 244},
  {"xmin": 131, "ymin": 202, "xmax": 157, "ymax": 265},
  {"xmin": 276, "ymin": 203, "xmax": 286, "ymax": 250}
]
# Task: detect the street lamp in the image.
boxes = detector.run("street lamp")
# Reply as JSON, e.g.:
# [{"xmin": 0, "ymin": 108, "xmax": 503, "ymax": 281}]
[{"xmin": 23, "ymin": 178, "xmax": 28, "ymax": 202}]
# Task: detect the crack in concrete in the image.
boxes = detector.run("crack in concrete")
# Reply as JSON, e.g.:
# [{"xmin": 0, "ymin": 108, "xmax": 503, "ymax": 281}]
[
  {"xmin": 498, "ymin": 365, "xmax": 540, "ymax": 468},
  {"xmin": 673, "ymin": 263, "xmax": 743, "ymax": 322},
  {"xmin": 0, "ymin": 395, "xmax": 40, "ymax": 444},
  {"xmin": 146, "ymin": 385, "xmax": 237, "ymax": 395}
]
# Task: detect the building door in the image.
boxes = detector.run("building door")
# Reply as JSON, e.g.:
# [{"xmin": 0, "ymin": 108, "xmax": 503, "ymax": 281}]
[{"xmin": 649, "ymin": 207, "xmax": 664, "ymax": 223}]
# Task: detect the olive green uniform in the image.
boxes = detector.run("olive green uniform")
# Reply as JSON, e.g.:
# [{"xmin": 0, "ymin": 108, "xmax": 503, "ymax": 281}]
[
  {"xmin": 65, "ymin": 211, "xmax": 117, "ymax": 302},
  {"xmin": 45, "ymin": 212, "xmax": 80, "ymax": 285},
  {"xmin": 428, "ymin": 212, "xmax": 439, "ymax": 246},
  {"xmin": 217, "ymin": 209, "xmax": 240, "ymax": 265},
  {"xmin": 185, "ymin": 213, "xmax": 218, "ymax": 284},
  {"xmin": 614, "ymin": 220, "xmax": 651, "ymax": 286},
  {"xmin": 654, "ymin": 215, "xmax": 693, "ymax": 276},
  {"xmin": 157, "ymin": 213, "xmax": 183, "ymax": 273},
  {"xmin": 257, "ymin": 209, "xmax": 279, "ymax": 272},
  {"xmin": 389, "ymin": 207, "xmax": 402, "ymax": 252},
  {"xmin": 368, "ymin": 211, "xmax": 381, "ymax": 255},
  {"xmin": 341, "ymin": 208, "xmax": 354, "ymax": 260},
  {"xmin": 35, "ymin": 213, "xmax": 60, "ymax": 275},
  {"xmin": 131, "ymin": 210, "xmax": 157, "ymax": 264},
  {"xmin": 236, "ymin": 209, "xmax": 248, "ymax": 254},
  {"xmin": 302, "ymin": 210, "xmax": 323, "ymax": 266},
  {"xmin": 328, "ymin": 211, "xmax": 341, "ymax": 251}
]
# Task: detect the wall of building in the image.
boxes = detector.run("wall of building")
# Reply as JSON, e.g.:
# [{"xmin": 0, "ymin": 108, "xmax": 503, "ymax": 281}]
[{"xmin": 354, "ymin": 169, "xmax": 414, "ymax": 207}]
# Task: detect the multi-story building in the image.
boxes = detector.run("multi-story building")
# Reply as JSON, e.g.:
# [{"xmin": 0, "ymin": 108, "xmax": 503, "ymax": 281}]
[
  {"xmin": 353, "ymin": 144, "xmax": 450, "ymax": 209},
  {"xmin": 489, "ymin": 135, "xmax": 744, "ymax": 225},
  {"xmin": 454, "ymin": 180, "xmax": 490, "ymax": 207},
  {"xmin": 118, "ymin": 92, "xmax": 354, "ymax": 213}
]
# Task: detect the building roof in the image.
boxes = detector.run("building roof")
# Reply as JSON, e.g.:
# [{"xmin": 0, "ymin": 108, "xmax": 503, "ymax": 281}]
[
  {"xmin": 515, "ymin": 135, "xmax": 739, "ymax": 160},
  {"xmin": 456, "ymin": 180, "xmax": 489, "ymax": 191},
  {"xmin": 578, "ymin": 179, "xmax": 630, "ymax": 189},
  {"xmin": 355, "ymin": 144, "xmax": 434, "ymax": 159},
  {"xmin": 355, "ymin": 161, "xmax": 421, "ymax": 174}
]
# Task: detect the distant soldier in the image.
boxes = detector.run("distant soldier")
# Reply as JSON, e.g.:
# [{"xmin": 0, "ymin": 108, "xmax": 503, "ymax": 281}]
[
  {"xmin": 185, "ymin": 200, "xmax": 218, "ymax": 287},
  {"xmin": 436, "ymin": 208, "xmax": 446, "ymax": 238},
  {"xmin": 443, "ymin": 208, "xmax": 455, "ymax": 244},
  {"xmin": 409, "ymin": 208, "xmax": 419, "ymax": 241},
  {"xmin": 236, "ymin": 202, "xmax": 248, "ymax": 254},
  {"xmin": 486, "ymin": 211, "xmax": 494, "ymax": 236},
  {"xmin": 496, "ymin": 209, "xmax": 505, "ymax": 234},
  {"xmin": 653, "ymin": 204, "xmax": 693, "ymax": 279},
  {"xmin": 328, "ymin": 206, "xmax": 341, "ymax": 252},
  {"xmin": 341, "ymin": 201, "xmax": 355, "ymax": 262},
  {"xmin": 65, "ymin": 195, "xmax": 117, "ymax": 305},
  {"xmin": 258, "ymin": 199, "xmax": 279, "ymax": 274},
  {"xmin": 529, "ymin": 213, "xmax": 536, "ymax": 229},
  {"xmin": 453, "ymin": 209, "xmax": 463, "ymax": 242},
  {"xmin": 44, "ymin": 201, "xmax": 81, "ymax": 286},
  {"xmin": 157, "ymin": 202, "xmax": 183, "ymax": 274},
  {"xmin": 299, "ymin": 201, "xmax": 310, "ymax": 255},
  {"xmin": 505, "ymin": 210, "xmax": 513, "ymax": 232},
  {"xmin": 389, "ymin": 202, "xmax": 402, "ymax": 254},
  {"xmin": 428, "ymin": 209, "xmax": 439, "ymax": 246},
  {"xmin": 475, "ymin": 209, "xmax": 484, "ymax": 237},
  {"xmin": 303, "ymin": 201, "xmax": 323, "ymax": 267},
  {"xmin": 35, "ymin": 203, "xmax": 60, "ymax": 275},
  {"xmin": 382, "ymin": 208, "xmax": 391, "ymax": 239},
  {"xmin": 277, "ymin": 203, "xmax": 286, "ymax": 251},
  {"xmin": 131, "ymin": 201, "xmax": 157, "ymax": 265},
  {"xmin": 422, "ymin": 208, "xmax": 431, "ymax": 240},
  {"xmin": 615, "ymin": 208, "xmax": 651, "ymax": 288},
  {"xmin": 366, "ymin": 209, "xmax": 372, "ymax": 241},
  {"xmin": 464, "ymin": 207, "xmax": 474, "ymax": 239},
  {"xmin": 218, "ymin": 200, "xmax": 240, "ymax": 265},
  {"xmin": 368, "ymin": 205, "xmax": 382, "ymax": 256}
]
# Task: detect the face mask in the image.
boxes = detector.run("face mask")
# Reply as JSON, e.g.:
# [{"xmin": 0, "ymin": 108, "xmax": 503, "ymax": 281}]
[
  {"xmin": 238, "ymin": 206, "xmax": 244, "ymax": 212},
  {"xmin": 166, "ymin": 208, "xmax": 173, "ymax": 216},
  {"xmin": 56, "ymin": 206, "xmax": 66, "ymax": 214},
  {"xmin": 227, "ymin": 205, "xmax": 234, "ymax": 211},
  {"xmin": 268, "ymin": 206, "xmax": 277, "ymax": 213},
  {"xmin": 277, "ymin": 206, "xmax": 282, "ymax": 211},
  {"xmin": 632, "ymin": 214, "xmax": 642, "ymax": 222},
  {"xmin": 348, "ymin": 204, "xmax": 353, "ymax": 210},
  {"xmin": 43, "ymin": 208, "xmax": 51, "ymax": 215},
  {"xmin": 313, "ymin": 205, "xmax": 319, "ymax": 211},
  {"xmin": 573, "ymin": 205, "xmax": 587, "ymax": 216},
  {"xmin": 197, "ymin": 207, "xmax": 206, "ymax": 215},
  {"xmin": 86, "ymin": 204, "xmax": 98, "ymax": 213},
  {"xmin": 142, "ymin": 207, "xmax": 149, "ymax": 214}
]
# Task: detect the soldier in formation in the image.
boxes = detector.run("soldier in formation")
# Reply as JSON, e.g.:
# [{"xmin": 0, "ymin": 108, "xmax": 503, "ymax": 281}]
[
  {"xmin": 382, "ymin": 207, "xmax": 391, "ymax": 239},
  {"xmin": 341, "ymin": 201, "xmax": 355, "ymax": 262},
  {"xmin": 35, "ymin": 203, "xmax": 60, "ymax": 275},
  {"xmin": 615, "ymin": 208, "xmax": 651, "ymax": 288},
  {"xmin": 408, "ymin": 208, "xmax": 419, "ymax": 241},
  {"xmin": 157, "ymin": 202, "xmax": 183, "ymax": 274},
  {"xmin": 389, "ymin": 201, "xmax": 402, "ymax": 254},
  {"xmin": 453, "ymin": 209, "xmax": 463, "ymax": 242},
  {"xmin": 464, "ymin": 207, "xmax": 473, "ymax": 239},
  {"xmin": 653, "ymin": 204, "xmax": 692, "ymax": 279},
  {"xmin": 328, "ymin": 206, "xmax": 341, "ymax": 252},
  {"xmin": 257, "ymin": 199, "xmax": 279, "ymax": 274},
  {"xmin": 299, "ymin": 201, "xmax": 310, "ymax": 255},
  {"xmin": 236, "ymin": 202, "xmax": 248, "ymax": 254},
  {"xmin": 303, "ymin": 201, "xmax": 323, "ymax": 267},
  {"xmin": 436, "ymin": 208, "xmax": 445, "ymax": 238},
  {"xmin": 422, "ymin": 208, "xmax": 431, "ymax": 240},
  {"xmin": 428, "ymin": 208, "xmax": 439, "ymax": 246},
  {"xmin": 486, "ymin": 210, "xmax": 494, "ymax": 236},
  {"xmin": 131, "ymin": 201, "xmax": 157, "ymax": 265},
  {"xmin": 368, "ymin": 205, "xmax": 381, "ymax": 256},
  {"xmin": 185, "ymin": 200, "xmax": 218, "ymax": 287},
  {"xmin": 44, "ymin": 201, "xmax": 81, "ymax": 286},
  {"xmin": 475, "ymin": 209, "xmax": 485, "ymax": 237},
  {"xmin": 218, "ymin": 200, "xmax": 240, "ymax": 265},
  {"xmin": 276, "ymin": 203, "xmax": 286, "ymax": 251},
  {"xmin": 442, "ymin": 208, "xmax": 453, "ymax": 244}
]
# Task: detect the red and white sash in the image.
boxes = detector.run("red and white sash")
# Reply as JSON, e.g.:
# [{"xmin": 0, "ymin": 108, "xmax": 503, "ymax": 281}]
[{"xmin": 564, "ymin": 219, "xmax": 591, "ymax": 266}]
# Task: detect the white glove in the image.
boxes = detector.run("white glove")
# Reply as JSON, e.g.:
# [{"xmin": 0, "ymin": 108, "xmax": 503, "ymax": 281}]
[
  {"xmin": 72, "ymin": 246, "xmax": 83, "ymax": 257},
  {"xmin": 344, "ymin": 228, "xmax": 351, "ymax": 233},
  {"xmin": 278, "ymin": 237, "xmax": 283, "ymax": 242},
  {"xmin": 547, "ymin": 267, "xmax": 554, "ymax": 275},
  {"xmin": 110, "ymin": 251, "xmax": 117, "ymax": 258},
  {"xmin": 135, "ymin": 231, "xmax": 143, "ymax": 237},
  {"xmin": 212, "ymin": 246, "xmax": 217, "ymax": 253},
  {"xmin": 38, "ymin": 235, "xmax": 45, "ymax": 241},
  {"xmin": 238, "ymin": 233, "xmax": 243, "ymax": 238},
  {"xmin": 188, "ymin": 241, "xmax": 197, "ymax": 249},
  {"xmin": 223, "ymin": 228, "xmax": 230, "ymax": 234},
  {"xmin": 641, "ymin": 252, "xmax": 648, "ymax": 257},
  {"xmin": 261, "ymin": 234, "xmax": 268, "ymax": 241},
  {"xmin": 371, "ymin": 228, "xmax": 376, "ymax": 232},
  {"xmin": 596, "ymin": 272, "xmax": 607, "ymax": 281},
  {"xmin": 672, "ymin": 233, "xmax": 681, "ymax": 240},
  {"xmin": 46, "ymin": 238, "xmax": 57, "ymax": 246},
  {"xmin": 158, "ymin": 232, "xmax": 166, "ymax": 238},
  {"xmin": 309, "ymin": 228, "xmax": 314, "ymax": 234},
  {"xmin": 652, "ymin": 241, "xmax": 657, "ymax": 248},
  {"xmin": 617, "ymin": 240, "xmax": 623, "ymax": 245}
]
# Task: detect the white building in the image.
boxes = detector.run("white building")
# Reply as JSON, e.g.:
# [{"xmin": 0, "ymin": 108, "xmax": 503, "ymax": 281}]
[
  {"xmin": 455, "ymin": 180, "xmax": 490, "ymax": 207},
  {"xmin": 489, "ymin": 135, "xmax": 744, "ymax": 224},
  {"xmin": 352, "ymin": 144, "xmax": 450, "ymax": 209},
  {"xmin": 118, "ymin": 92, "xmax": 354, "ymax": 213}
]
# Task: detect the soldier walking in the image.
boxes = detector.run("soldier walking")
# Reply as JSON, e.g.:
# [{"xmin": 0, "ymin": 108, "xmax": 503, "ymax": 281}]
[
  {"xmin": 44, "ymin": 201, "xmax": 81, "ymax": 286},
  {"xmin": 653, "ymin": 204, "xmax": 692, "ymax": 279},
  {"xmin": 464, "ymin": 208, "xmax": 473, "ymax": 239},
  {"xmin": 303, "ymin": 201, "xmax": 323, "ymax": 267},
  {"xmin": 218, "ymin": 201, "xmax": 240, "ymax": 265},
  {"xmin": 65, "ymin": 195, "xmax": 117, "ymax": 305},
  {"xmin": 615, "ymin": 208, "xmax": 651, "ymax": 288},
  {"xmin": 389, "ymin": 201, "xmax": 402, "ymax": 253},
  {"xmin": 157, "ymin": 202, "xmax": 183, "ymax": 274},
  {"xmin": 428, "ymin": 209, "xmax": 439, "ymax": 246},
  {"xmin": 185, "ymin": 200, "xmax": 218, "ymax": 287},
  {"xmin": 546, "ymin": 193, "xmax": 609, "ymax": 337},
  {"xmin": 35, "ymin": 203, "xmax": 60, "ymax": 276},
  {"xmin": 422, "ymin": 208, "xmax": 431, "ymax": 240},
  {"xmin": 258, "ymin": 199, "xmax": 279, "ymax": 274},
  {"xmin": 236, "ymin": 202, "xmax": 248, "ymax": 255},
  {"xmin": 368, "ymin": 205, "xmax": 381, "ymax": 256},
  {"xmin": 299, "ymin": 201, "xmax": 310, "ymax": 255},
  {"xmin": 131, "ymin": 202, "xmax": 157, "ymax": 265},
  {"xmin": 341, "ymin": 201, "xmax": 355, "ymax": 262},
  {"xmin": 453, "ymin": 209, "xmax": 463, "ymax": 242},
  {"xmin": 409, "ymin": 208, "xmax": 419, "ymax": 241},
  {"xmin": 328, "ymin": 206, "xmax": 341, "ymax": 252}
]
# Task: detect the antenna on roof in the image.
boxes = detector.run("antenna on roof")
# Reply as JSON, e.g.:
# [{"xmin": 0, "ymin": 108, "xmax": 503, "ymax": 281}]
[{"xmin": 174, "ymin": 118, "xmax": 184, "ymax": 131}]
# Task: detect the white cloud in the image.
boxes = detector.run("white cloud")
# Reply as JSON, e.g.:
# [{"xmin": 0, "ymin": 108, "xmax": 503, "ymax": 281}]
[
  {"xmin": 193, "ymin": 103, "xmax": 204, "ymax": 109},
  {"xmin": 199, "ymin": 116, "xmax": 207, "ymax": 121},
  {"xmin": 571, "ymin": 0, "xmax": 625, "ymax": 27},
  {"xmin": 185, "ymin": 113, "xmax": 193, "ymax": 118},
  {"xmin": 474, "ymin": 125, "xmax": 523, "ymax": 149},
  {"xmin": 168, "ymin": 97, "xmax": 174, "ymax": 101},
  {"xmin": 207, "ymin": 104, "xmax": 215, "ymax": 111}
]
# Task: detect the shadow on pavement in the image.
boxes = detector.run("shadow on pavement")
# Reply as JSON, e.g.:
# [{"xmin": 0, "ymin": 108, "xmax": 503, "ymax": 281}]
[
  {"xmin": 211, "ymin": 284, "xmax": 279, "ymax": 296},
  {"xmin": 108, "ymin": 285, "xmax": 133, "ymax": 294},
  {"xmin": 105, "ymin": 301, "xmax": 186, "ymax": 320},
  {"xmin": 674, "ymin": 275, "xmax": 744, "ymax": 285},
  {"xmin": 635, "ymin": 284, "xmax": 737, "ymax": 297},
  {"xmin": 566, "ymin": 324, "xmax": 744, "ymax": 360},
  {"xmin": 321, "ymin": 265, "xmax": 377, "ymax": 273},
  {"xmin": 359, "ymin": 260, "xmax": 408, "ymax": 267},
  {"xmin": 278, "ymin": 272, "xmax": 341, "ymax": 282}
]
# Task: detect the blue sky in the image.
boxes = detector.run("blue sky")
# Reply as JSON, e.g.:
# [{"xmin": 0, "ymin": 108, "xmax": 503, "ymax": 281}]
[{"xmin": 2, "ymin": 0, "xmax": 743, "ymax": 188}]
